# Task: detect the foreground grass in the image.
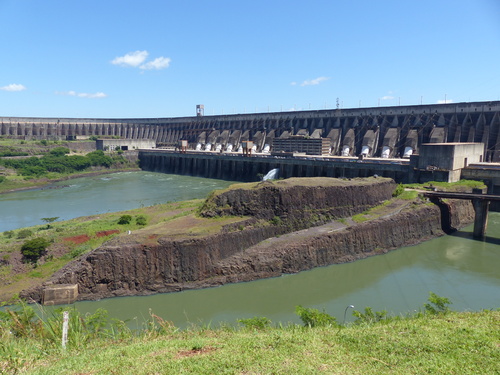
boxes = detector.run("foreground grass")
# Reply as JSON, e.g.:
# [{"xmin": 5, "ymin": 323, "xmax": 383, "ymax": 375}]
[{"xmin": 1, "ymin": 309, "xmax": 498, "ymax": 375}]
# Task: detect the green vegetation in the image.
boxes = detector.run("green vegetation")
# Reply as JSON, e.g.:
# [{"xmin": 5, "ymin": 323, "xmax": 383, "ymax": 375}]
[
  {"xmin": 397, "ymin": 189, "xmax": 419, "ymax": 200},
  {"xmin": 41, "ymin": 217, "xmax": 59, "ymax": 229},
  {"xmin": 295, "ymin": 305, "xmax": 338, "ymax": 327},
  {"xmin": 0, "ymin": 150, "xmax": 119, "ymax": 177},
  {"xmin": 135, "ymin": 215, "xmax": 147, "ymax": 226},
  {"xmin": 117, "ymin": 215, "xmax": 133, "ymax": 225},
  {"xmin": 0, "ymin": 139, "xmax": 138, "ymax": 193},
  {"xmin": 404, "ymin": 179, "xmax": 486, "ymax": 192},
  {"xmin": 16, "ymin": 229, "xmax": 33, "ymax": 239},
  {"xmin": 353, "ymin": 307, "xmax": 388, "ymax": 324},
  {"xmin": 0, "ymin": 199, "xmax": 248, "ymax": 301},
  {"xmin": 237, "ymin": 316, "xmax": 271, "ymax": 330},
  {"xmin": 0, "ymin": 150, "xmax": 29, "ymax": 157},
  {"xmin": 392, "ymin": 183, "xmax": 404, "ymax": 197},
  {"xmin": 20, "ymin": 238, "xmax": 51, "ymax": 264},
  {"xmin": 351, "ymin": 200, "xmax": 391, "ymax": 223},
  {"xmin": 424, "ymin": 292, "xmax": 451, "ymax": 315},
  {"xmin": 269, "ymin": 215, "xmax": 283, "ymax": 226},
  {"xmin": 0, "ymin": 295, "xmax": 498, "ymax": 374}
]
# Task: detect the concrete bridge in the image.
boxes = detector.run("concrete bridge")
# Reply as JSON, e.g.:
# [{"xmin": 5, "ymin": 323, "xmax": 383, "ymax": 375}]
[
  {"xmin": 2, "ymin": 100, "xmax": 500, "ymax": 162},
  {"xmin": 424, "ymin": 190, "xmax": 500, "ymax": 239}
]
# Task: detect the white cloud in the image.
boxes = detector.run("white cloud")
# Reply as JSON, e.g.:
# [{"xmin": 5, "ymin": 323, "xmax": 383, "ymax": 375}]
[
  {"xmin": 1, "ymin": 83, "xmax": 26, "ymax": 92},
  {"xmin": 140, "ymin": 57, "xmax": 171, "ymax": 70},
  {"xmin": 300, "ymin": 76, "xmax": 330, "ymax": 86},
  {"xmin": 56, "ymin": 91, "xmax": 107, "ymax": 99},
  {"xmin": 381, "ymin": 96, "xmax": 394, "ymax": 100},
  {"xmin": 111, "ymin": 50, "xmax": 171, "ymax": 71},
  {"xmin": 111, "ymin": 50, "xmax": 149, "ymax": 67},
  {"xmin": 437, "ymin": 99, "xmax": 453, "ymax": 104},
  {"xmin": 290, "ymin": 82, "xmax": 297, "ymax": 86}
]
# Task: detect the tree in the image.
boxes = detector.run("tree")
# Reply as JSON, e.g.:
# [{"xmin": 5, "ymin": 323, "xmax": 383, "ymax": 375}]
[
  {"xmin": 21, "ymin": 237, "xmax": 50, "ymax": 264},
  {"xmin": 41, "ymin": 217, "xmax": 59, "ymax": 229},
  {"xmin": 135, "ymin": 215, "xmax": 147, "ymax": 226},
  {"xmin": 118, "ymin": 215, "xmax": 132, "ymax": 225},
  {"xmin": 87, "ymin": 150, "xmax": 113, "ymax": 167},
  {"xmin": 49, "ymin": 147, "xmax": 70, "ymax": 157}
]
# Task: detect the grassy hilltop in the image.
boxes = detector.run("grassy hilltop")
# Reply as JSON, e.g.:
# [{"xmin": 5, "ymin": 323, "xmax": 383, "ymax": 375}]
[{"xmin": 0, "ymin": 297, "xmax": 498, "ymax": 374}]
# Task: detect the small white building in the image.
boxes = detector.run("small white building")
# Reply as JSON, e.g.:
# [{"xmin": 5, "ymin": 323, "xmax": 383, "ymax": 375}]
[{"xmin": 96, "ymin": 138, "xmax": 156, "ymax": 151}]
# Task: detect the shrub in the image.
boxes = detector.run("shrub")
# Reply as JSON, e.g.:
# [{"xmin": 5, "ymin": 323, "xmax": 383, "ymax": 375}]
[
  {"xmin": 49, "ymin": 147, "xmax": 70, "ymax": 156},
  {"xmin": 424, "ymin": 292, "xmax": 451, "ymax": 315},
  {"xmin": 17, "ymin": 229, "xmax": 33, "ymax": 239},
  {"xmin": 21, "ymin": 237, "xmax": 50, "ymax": 264},
  {"xmin": 118, "ymin": 215, "xmax": 132, "ymax": 225},
  {"xmin": 270, "ymin": 216, "xmax": 282, "ymax": 226},
  {"xmin": 87, "ymin": 150, "xmax": 113, "ymax": 167},
  {"xmin": 0, "ymin": 176, "xmax": 6, "ymax": 183},
  {"xmin": 3, "ymin": 230, "xmax": 14, "ymax": 238},
  {"xmin": 135, "ymin": 215, "xmax": 147, "ymax": 226},
  {"xmin": 392, "ymin": 183, "xmax": 405, "ymax": 197},
  {"xmin": 237, "ymin": 316, "xmax": 271, "ymax": 330},
  {"xmin": 295, "ymin": 305, "xmax": 338, "ymax": 327},
  {"xmin": 353, "ymin": 307, "xmax": 388, "ymax": 324}
]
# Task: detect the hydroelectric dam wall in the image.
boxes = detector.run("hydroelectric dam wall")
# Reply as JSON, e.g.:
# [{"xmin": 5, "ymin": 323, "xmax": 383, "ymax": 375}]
[
  {"xmin": 2, "ymin": 100, "xmax": 500, "ymax": 162},
  {"xmin": 139, "ymin": 150, "xmax": 414, "ymax": 183}
]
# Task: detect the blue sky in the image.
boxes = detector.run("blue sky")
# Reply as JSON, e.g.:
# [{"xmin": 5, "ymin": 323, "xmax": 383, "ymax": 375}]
[{"xmin": 1, "ymin": 0, "xmax": 500, "ymax": 118}]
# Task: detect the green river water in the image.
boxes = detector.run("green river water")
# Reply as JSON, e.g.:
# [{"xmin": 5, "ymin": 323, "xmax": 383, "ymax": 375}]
[{"xmin": 1, "ymin": 172, "xmax": 499, "ymax": 326}]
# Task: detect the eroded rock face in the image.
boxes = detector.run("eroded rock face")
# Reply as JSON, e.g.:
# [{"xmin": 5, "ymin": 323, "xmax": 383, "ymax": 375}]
[
  {"xmin": 200, "ymin": 177, "xmax": 396, "ymax": 229},
  {"xmin": 20, "ymin": 178, "xmax": 475, "ymax": 303}
]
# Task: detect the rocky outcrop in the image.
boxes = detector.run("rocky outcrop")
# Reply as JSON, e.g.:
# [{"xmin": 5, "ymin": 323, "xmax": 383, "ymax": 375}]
[
  {"xmin": 20, "ymin": 178, "xmax": 476, "ymax": 303},
  {"xmin": 200, "ymin": 177, "xmax": 396, "ymax": 229}
]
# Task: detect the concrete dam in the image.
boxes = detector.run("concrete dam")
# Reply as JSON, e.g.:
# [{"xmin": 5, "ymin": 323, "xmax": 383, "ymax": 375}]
[{"xmin": 2, "ymin": 100, "xmax": 500, "ymax": 162}]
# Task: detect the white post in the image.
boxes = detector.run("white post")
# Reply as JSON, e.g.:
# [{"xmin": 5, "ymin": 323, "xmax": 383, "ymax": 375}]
[{"xmin": 62, "ymin": 311, "xmax": 69, "ymax": 349}]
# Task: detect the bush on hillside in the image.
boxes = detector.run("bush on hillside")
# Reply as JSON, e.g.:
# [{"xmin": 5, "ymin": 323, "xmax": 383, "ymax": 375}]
[
  {"xmin": 392, "ymin": 183, "xmax": 405, "ymax": 197},
  {"xmin": 118, "ymin": 215, "xmax": 132, "ymax": 225},
  {"xmin": 135, "ymin": 215, "xmax": 147, "ymax": 226},
  {"xmin": 49, "ymin": 147, "xmax": 70, "ymax": 157},
  {"xmin": 17, "ymin": 229, "xmax": 33, "ymax": 239},
  {"xmin": 21, "ymin": 237, "xmax": 50, "ymax": 264},
  {"xmin": 295, "ymin": 305, "xmax": 338, "ymax": 327}
]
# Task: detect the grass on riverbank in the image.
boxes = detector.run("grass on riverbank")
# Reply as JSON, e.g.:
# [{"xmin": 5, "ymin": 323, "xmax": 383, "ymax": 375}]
[
  {"xmin": 0, "ymin": 198, "xmax": 249, "ymax": 303},
  {"xmin": 404, "ymin": 179, "xmax": 486, "ymax": 192},
  {"xmin": 0, "ymin": 298, "xmax": 498, "ymax": 375}
]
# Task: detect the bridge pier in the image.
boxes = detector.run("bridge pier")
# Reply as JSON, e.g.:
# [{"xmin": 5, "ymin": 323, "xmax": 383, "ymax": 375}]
[{"xmin": 472, "ymin": 188, "xmax": 490, "ymax": 239}]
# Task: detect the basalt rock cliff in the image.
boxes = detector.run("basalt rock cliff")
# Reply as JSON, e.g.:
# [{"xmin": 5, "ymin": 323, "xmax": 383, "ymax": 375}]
[{"xmin": 20, "ymin": 177, "xmax": 475, "ymax": 303}]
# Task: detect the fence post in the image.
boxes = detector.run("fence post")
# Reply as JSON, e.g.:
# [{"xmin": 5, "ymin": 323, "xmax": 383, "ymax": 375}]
[{"xmin": 62, "ymin": 311, "xmax": 69, "ymax": 349}]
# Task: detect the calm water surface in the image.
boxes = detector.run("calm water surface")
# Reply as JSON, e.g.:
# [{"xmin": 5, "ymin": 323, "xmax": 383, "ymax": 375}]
[{"xmin": 0, "ymin": 172, "xmax": 236, "ymax": 232}]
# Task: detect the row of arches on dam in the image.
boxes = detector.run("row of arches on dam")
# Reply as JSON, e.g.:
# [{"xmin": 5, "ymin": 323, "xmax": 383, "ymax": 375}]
[{"xmin": 2, "ymin": 101, "xmax": 500, "ymax": 161}]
